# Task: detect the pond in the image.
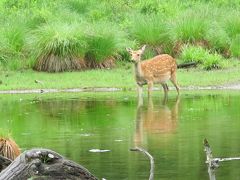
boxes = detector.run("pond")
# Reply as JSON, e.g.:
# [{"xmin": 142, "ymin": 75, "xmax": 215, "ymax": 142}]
[{"xmin": 0, "ymin": 91, "xmax": 240, "ymax": 180}]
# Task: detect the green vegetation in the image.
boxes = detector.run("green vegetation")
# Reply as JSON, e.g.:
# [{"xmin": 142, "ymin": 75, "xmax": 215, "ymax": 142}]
[
  {"xmin": 0, "ymin": 0, "xmax": 240, "ymax": 72},
  {"xmin": 29, "ymin": 22, "xmax": 86, "ymax": 72},
  {"xmin": 179, "ymin": 45, "xmax": 226, "ymax": 70},
  {"xmin": 0, "ymin": 61, "xmax": 240, "ymax": 91},
  {"xmin": 130, "ymin": 14, "xmax": 171, "ymax": 53},
  {"xmin": 0, "ymin": 0, "xmax": 240, "ymax": 90}
]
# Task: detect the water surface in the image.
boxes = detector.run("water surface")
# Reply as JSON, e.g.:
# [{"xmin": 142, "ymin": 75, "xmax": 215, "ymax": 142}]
[{"xmin": 0, "ymin": 91, "xmax": 240, "ymax": 180}]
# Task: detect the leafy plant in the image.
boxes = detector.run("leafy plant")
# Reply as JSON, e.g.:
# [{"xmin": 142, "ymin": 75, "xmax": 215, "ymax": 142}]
[
  {"xmin": 202, "ymin": 52, "xmax": 225, "ymax": 70},
  {"xmin": 180, "ymin": 45, "xmax": 208, "ymax": 64},
  {"xmin": 180, "ymin": 45, "xmax": 225, "ymax": 70}
]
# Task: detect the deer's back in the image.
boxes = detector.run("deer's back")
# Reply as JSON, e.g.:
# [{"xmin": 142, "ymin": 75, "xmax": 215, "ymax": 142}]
[
  {"xmin": 140, "ymin": 54, "xmax": 177, "ymax": 81},
  {"xmin": 141, "ymin": 54, "xmax": 176, "ymax": 72}
]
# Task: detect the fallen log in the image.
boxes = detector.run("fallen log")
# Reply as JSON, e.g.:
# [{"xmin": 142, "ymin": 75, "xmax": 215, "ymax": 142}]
[
  {"xmin": 0, "ymin": 148, "xmax": 98, "ymax": 180},
  {"xmin": 177, "ymin": 62, "xmax": 197, "ymax": 68}
]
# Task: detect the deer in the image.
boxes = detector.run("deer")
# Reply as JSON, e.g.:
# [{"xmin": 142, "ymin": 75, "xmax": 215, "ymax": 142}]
[{"xmin": 126, "ymin": 45, "xmax": 179, "ymax": 98}]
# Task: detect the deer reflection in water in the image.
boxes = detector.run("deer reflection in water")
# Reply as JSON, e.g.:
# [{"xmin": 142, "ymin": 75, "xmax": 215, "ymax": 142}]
[{"xmin": 134, "ymin": 96, "xmax": 180, "ymax": 146}]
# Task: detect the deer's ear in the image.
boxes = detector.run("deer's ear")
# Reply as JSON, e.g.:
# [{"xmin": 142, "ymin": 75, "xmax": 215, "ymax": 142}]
[
  {"xmin": 126, "ymin": 48, "xmax": 132, "ymax": 53},
  {"xmin": 141, "ymin": 45, "xmax": 146, "ymax": 52}
]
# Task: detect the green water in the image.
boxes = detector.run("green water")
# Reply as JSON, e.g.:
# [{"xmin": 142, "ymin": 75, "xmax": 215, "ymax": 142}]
[{"xmin": 1, "ymin": 91, "xmax": 240, "ymax": 180}]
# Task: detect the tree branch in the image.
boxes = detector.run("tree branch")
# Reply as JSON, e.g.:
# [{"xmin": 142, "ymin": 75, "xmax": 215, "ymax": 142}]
[{"xmin": 130, "ymin": 147, "xmax": 154, "ymax": 180}]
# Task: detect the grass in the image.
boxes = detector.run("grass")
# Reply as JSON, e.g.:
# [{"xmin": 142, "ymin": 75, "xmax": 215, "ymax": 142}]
[
  {"xmin": 206, "ymin": 22, "xmax": 230, "ymax": 53},
  {"xmin": 0, "ymin": 62, "xmax": 240, "ymax": 91},
  {"xmin": 29, "ymin": 22, "xmax": 87, "ymax": 72},
  {"xmin": 172, "ymin": 8, "xmax": 209, "ymax": 43},
  {"xmin": 84, "ymin": 22, "xmax": 129, "ymax": 68},
  {"xmin": 129, "ymin": 14, "xmax": 170, "ymax": 47},
  {"xmin": 230, "ymin": 35, "xmax": 240, "ymax": 58},
  {"xmin": 179, "ymin": 45, "xmax": 226, "ymax": 70},
  {"xmin": 1, "ymin": 0, "xmax": 240, "ymax": 73}
]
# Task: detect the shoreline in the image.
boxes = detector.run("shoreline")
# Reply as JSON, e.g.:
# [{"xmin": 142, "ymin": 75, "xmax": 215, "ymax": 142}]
[{"xmin": 0, "ymin": 85, "xmax": 239, "ymax": 94}]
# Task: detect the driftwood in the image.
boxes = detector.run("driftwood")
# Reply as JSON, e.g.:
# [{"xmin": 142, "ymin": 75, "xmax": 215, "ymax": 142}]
[
  {"xmin": 203, "ymin": 138, "xmax": 240, "ymax": 180},
  {"xmin": 0, "ymin": 148, "xmax": 98, "ymax": 180},
  {"xmin": 130, "ymin": 147, "xmax": 154, "ymax": 180},
  {"xmin": 177, "ymin": 62, "xmax": 197, "ymax": 68}
]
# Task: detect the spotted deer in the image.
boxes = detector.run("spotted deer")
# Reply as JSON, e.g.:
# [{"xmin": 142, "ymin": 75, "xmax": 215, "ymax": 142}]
[{"xmin": 126, "ymin": 45, "xmax": 179, "ymax": 97}]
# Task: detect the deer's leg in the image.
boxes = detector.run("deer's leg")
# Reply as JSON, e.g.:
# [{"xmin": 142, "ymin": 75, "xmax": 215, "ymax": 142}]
[
  {"xmin": 147, "ymin": 81, "xmax": 153, "ymax": 98},
  {"xmin": 161, "ymin": 83, "xmax": 169, "ymax": 104},
  {"xmin": 161, "ymin": 83, "xmax": 169, "ymax": 96},
  {"xmin": 137, "ymin": 84, "xmax": 143, "ymax": 106},
  {"xmin": 170, "ymin": 73, "xmax": 180, "ymax": 95}
]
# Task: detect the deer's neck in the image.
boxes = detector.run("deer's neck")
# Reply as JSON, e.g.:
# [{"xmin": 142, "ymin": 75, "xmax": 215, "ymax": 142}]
[{"xmin": 134, "ymin": 62, "xmax": 143, "ymax": 78}]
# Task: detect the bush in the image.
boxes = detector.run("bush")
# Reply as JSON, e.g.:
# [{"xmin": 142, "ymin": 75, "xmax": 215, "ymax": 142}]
[
  {"xmin": 180, "ymin": 45, "xmax": 225, "ymax": 70},
  {"xmin": 179, "ymin": 45, "xmax": 208, "ymax": 64},
  {"xmin": 29, "ymin": 22, "xmax": 87, "ymax": 72},
  {"xmin": 202, "ymin": 52, "xmax": 225, "ymax": 70}
]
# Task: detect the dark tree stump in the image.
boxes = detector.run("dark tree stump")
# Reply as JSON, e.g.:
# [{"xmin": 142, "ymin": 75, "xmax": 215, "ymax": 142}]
[{"xmin": 0, "ymin": 148, "xmax": 98, "ymax": 180}]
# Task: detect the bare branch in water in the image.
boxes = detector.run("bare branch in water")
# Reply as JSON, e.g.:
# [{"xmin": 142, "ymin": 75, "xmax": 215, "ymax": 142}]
[
  {"xmin": 130, "ymin": 147, "xmax": 154, "ymax": 180},
  {"xmin": 203, "ymin": 138, "xmax": 240, "ymax": 180},
  {"xmin": 203, "ymin": 138, "xmax": 217, "ymax": 180}
]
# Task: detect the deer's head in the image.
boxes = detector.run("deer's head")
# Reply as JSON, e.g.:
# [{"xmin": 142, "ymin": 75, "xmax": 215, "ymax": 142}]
[{"xmin": 126, "ymin": 45, "xmax": 146, "ymax": 63}]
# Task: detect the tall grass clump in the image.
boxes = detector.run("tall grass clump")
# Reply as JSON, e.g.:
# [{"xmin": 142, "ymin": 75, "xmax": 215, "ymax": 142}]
[
  {"xmin": 29, "ymin": 22, "xmax": 87, "ymax": 72},
  {"xmin": 230, "ymin": 34, "xmax": 240, "ymax": 58},
  {"xmin": 206, "ymin": 22, "xmax": 230, "ymax": 55},
  {"xmin": 0, "ymin": 130, "xmax": 21, "ymax": 161},
  {"xmin": 173, "ymin": 8, "xmax": 209, "ymax": 43},
  {"xmin": 0, "ymin": 22, "xmax": 29, "ymax": 70},
  {"xmin": 180, "ymin": 45, "xmax": 225, "ymax": 70},
  {"xmin": 84, "ymin": 22, "xmax": 129, "ymax": 69},
  {"xmin": 129, "ymin": 14, "xmax": 172, "ymax": 54},
  {"xmin": 65, "ymin": 0, "xmax": 92, "ymax": 15},
  {"xmin": 223, "ymin": 13, "xmax": 240, "ymax": 39}
]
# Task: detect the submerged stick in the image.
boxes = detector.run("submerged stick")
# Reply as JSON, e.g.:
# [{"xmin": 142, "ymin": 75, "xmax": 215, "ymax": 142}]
[{"xmin": 130, "ymin": 147, "xmax": 154, "ymax": 180}]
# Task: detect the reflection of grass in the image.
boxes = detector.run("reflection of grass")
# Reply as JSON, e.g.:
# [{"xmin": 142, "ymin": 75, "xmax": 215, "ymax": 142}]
[{"xmin": 0, "ymin": 61, "xmax": 240, "ymax": 90}]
